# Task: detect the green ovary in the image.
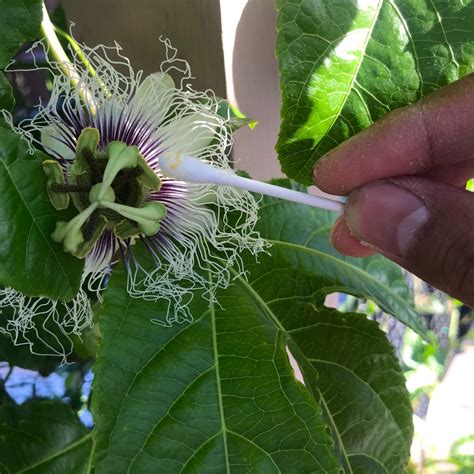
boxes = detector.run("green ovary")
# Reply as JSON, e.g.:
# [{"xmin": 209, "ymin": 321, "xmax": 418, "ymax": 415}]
[
  {"xmin": 46, "ymin": 128, "xmax": 166, "ymax": 258},
  {"xmin": 89, "ymin": 183, "xmax": 116, "ymax": 206}
]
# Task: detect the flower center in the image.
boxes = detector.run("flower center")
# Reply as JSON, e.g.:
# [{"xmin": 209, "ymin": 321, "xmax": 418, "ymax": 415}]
[{"xmin": 45, "ymin": 127, "xmax": 166, "ymax": 258}]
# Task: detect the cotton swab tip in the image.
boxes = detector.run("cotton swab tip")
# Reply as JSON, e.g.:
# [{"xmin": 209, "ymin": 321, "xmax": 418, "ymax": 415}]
[{"xmin": 159, "ymin": 153, "xmax": 223, "ymax": 184}]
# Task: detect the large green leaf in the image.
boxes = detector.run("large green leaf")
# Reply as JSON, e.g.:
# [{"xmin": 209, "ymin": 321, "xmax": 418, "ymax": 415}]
[
  {"xmin": 0, "ymin": 73, "xmax": 14, "ymax": 111},
  {"xmin": 91, "ymin": 190, "xmax": 418, "ymax": 472},
  {"xmin": 0, "ymin": 0, "xmax": 43, "ymax": 69},
  {"xmin": 0, "ymin": 125, "xmax": 84, "ymax": 301},
  {"xmin": 288, "ymin": 309, "xmax": 413, "ymax": 473},
  {"xmin": 0, "ymin": 400, "xmax": 92, "ymax": 473},
  {"xmin": 91, "ymin": 254, "xmax": 341, "ymax": 473},
  {"xmin": 276, "ymin": 0, "xmax": 474, "ymax": 184}
]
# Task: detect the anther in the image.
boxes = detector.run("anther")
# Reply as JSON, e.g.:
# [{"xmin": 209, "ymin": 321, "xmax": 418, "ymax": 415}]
[
  {"xmin": 83, "ymin": 149, "xmax": 102, "ymax": 182},
  {"xmin": 51, "ymin": 183, "xmax": 92, "ymax": 193}
]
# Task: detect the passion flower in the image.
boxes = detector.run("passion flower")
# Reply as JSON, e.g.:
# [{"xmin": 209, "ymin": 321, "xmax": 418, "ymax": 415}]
[{"xmin": 1, "ymin": 36, "xmax": 266, "ymax": 358}]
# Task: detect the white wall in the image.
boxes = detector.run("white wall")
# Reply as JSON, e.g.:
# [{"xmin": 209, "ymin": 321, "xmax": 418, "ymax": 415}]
[{"xmin": 220, "ymin": 0, "xmax": 283, "ymax": 180}]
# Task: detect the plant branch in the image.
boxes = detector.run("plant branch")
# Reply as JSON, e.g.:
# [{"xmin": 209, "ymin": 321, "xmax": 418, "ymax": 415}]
[
  {"xmin": 53, "ymin": 26, "xmax": 96, "ymax": 79},
  {"xmin": 40, "ymin": 2, "xmax": 96, "ymax": 111}
]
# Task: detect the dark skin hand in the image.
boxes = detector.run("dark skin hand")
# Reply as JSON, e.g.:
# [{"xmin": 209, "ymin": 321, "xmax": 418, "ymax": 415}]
[{"xmin": 313, "ymin": 74, "xmax": 474, "ymax": 307}]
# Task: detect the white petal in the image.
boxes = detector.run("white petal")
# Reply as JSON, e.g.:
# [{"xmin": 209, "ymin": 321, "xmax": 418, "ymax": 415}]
[
  {"xmin": 133, "ymin": 72, "xmax": 175, "ymax": 126},
  {"xmin": 161, "ymin": 112, "xmax": 218, "ymax": 157},
  {"xmin": 41, "ymin": 125, "xmax": 76, "ymax": 161}
]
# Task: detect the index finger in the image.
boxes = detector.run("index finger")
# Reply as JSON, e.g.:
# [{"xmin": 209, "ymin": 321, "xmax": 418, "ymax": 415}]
[{"xmin": 313, "ymin": 74, "xmax": 474, "ymax": 195}]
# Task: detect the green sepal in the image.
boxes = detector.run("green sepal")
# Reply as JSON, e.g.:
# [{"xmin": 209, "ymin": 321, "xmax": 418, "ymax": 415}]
[
  {"xmin": 137, "ymin": 153, "xmax": 162, "ymax": 191},
  {"xmin": 72, "ymin": 127, "xmax": 100, "ymax": 176},
  {"xmin": 74, "ymin": 215, "xmax": 108, "ymax": 259},
  {"xmin": 69, "ymin": 128, "xmax": 100, "ymax": 213},
  {"xmin": 42, "ymin": 160, "xmax": 70, "ymax": 210}
]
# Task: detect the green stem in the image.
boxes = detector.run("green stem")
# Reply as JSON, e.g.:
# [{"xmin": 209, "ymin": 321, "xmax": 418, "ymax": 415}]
[
  {"xmin": 40, "ymin": 3, "xmax": 78, "ymax": 85},
  {"xmin": 53, "ymin": 25, "xmax": 112, "ymax": 98},
  {"xmin": 40, "ymin": 2, "xmax": 96, "ymax": 111},
  {"xmin": 53, "ymin": 26, "xmax": 96, "ymax": 78}
]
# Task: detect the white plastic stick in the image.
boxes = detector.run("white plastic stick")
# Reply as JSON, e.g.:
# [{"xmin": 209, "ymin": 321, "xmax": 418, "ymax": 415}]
[{"xmin": 160, "ymin": 154, "xmax": 346, "ymax": 213}]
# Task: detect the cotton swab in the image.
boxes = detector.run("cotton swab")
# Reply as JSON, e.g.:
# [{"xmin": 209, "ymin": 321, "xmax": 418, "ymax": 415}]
[{"xmin": 159, "ymin": 153, "xmax": 346, "ymax": 213}]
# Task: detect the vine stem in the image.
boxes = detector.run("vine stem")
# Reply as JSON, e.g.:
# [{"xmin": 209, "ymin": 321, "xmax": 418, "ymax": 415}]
[
  {"xmin": 40, "ymin": 3, "xmax": 78, "ymax": 85},
  {"xmin": 53, "ymin": 25, "xmax": 96, "ymax": 79},
  {"xmin": 53, "ymin": 24, "xmax": 112, "ymax": 99},
  {"xmin": 40, "ymin": 2, "xmax": 97, "ymax": 112}
]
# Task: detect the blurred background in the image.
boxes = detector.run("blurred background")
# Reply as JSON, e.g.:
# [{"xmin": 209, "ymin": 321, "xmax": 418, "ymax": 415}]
[{"xmin": 1, "ymin": 1, "xmax": 473, "ymax": 472}]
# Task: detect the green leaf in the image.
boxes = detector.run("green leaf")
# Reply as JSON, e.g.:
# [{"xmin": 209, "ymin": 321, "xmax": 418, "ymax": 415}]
[
  {"xmin": 288, "ymin": 309, "xmax": 413, "ymax": 473},
  {"xmin": 217, "ymin": 98, "xmax": 258, "ymax": 132},
  {"xmin": 0, "ymin": 400, "xmax": 93, "ymax": 473},
  {"xmin": 0, "ymin": 126, "xmax": 84, "ymax": 301},
  {"xmin": 0, "ymin": 0, "xmax": 43, "ymax": 69},
  {"xmin": 254, "ymin": 189, "xmax": 424, "ymax": 335},
  {"xmin": 91, "ymin": 250, "xmax": 341, "ymax": 473},
  {"xmin": 276, "ymin": 0, "xmax": 474, "ymax": 184},
  {"xmin": 91, "ymin": 187, "xmax": 420, "ymax": 472},
  {"xmin": 0, "ymin": 73, "xmax": 14, "ymax": 111}
]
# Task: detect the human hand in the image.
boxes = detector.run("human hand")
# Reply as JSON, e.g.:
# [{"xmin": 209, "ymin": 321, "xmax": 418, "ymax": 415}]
[{"xmin": 313, "ymin": 74, "xmax": 474, "ymax": 306}]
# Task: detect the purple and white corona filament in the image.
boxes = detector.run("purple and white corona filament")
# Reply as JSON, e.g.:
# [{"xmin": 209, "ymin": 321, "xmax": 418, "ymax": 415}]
[{"xmin": 0, "ymin": 39, "xmax": 266, "ymax": 358}]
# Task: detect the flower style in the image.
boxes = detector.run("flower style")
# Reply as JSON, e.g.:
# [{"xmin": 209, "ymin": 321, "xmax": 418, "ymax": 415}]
[{"xmin": 0, "ymin": 39, "xmax": 266, "ymax": 358}]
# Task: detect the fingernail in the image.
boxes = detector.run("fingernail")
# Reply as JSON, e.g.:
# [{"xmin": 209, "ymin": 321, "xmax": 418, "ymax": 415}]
[
  {"xmin": 312, "ymin": 151, "xmax": 335, "ymax": 181},
  {"xmin": 345, "ymin": 182, "xmax": 429, "ymax": 258}
]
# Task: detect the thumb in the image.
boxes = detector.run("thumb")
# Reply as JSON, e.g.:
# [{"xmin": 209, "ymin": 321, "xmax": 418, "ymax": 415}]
[{"xmin": 344, "ymin": 177, "xmax": 474, "ymax": 306}]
